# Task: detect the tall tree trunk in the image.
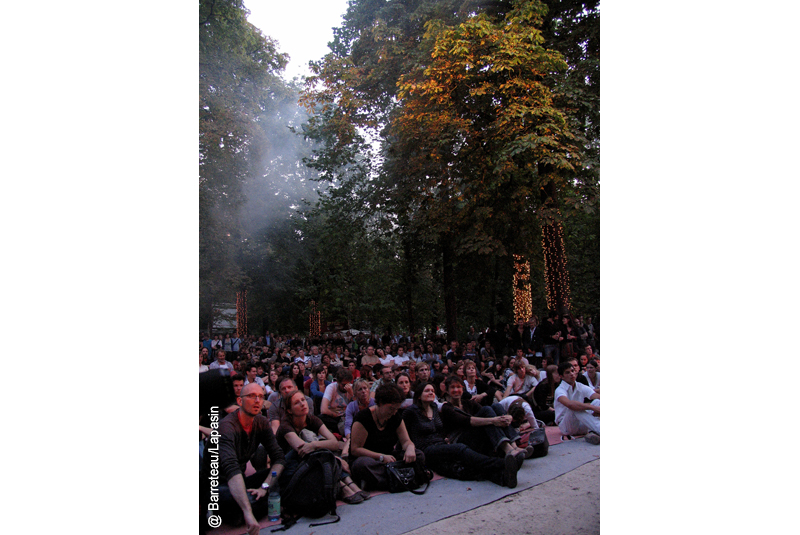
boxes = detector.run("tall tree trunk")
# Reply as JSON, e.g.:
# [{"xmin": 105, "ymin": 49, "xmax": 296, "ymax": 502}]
[
  {"xmin": 403, "ymin": 238, "xmax": 416, "ymax": 334},
  {"xmin": 236, "ymin": 290, "xmax": 248, "ymax": 337},
  {"xmin": 488, "ymin": 255, "xmax": 498, "ymax": 328},
  {"xmin": 442, "ymin": 237, "xmax": 458, "ymax": 342}
]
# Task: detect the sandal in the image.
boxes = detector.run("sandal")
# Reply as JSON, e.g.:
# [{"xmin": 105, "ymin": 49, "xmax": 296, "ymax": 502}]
[
  {"xmin": 343, "ymin": 492, "xmax": 365, "ymax": 505},
  {"xmin": 357, "ymin": 490, "xmax": 372, "ymax": 501}
]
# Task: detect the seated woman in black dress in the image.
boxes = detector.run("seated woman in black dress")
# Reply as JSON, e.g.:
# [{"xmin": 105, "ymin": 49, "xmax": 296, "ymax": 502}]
[
  {"xmin": 349, "ymin": 383, "xmax": 425, "ymax": 490},
  {"xmin": 403, "ymin": 382, "xmax": 522, "ymax": 488}
]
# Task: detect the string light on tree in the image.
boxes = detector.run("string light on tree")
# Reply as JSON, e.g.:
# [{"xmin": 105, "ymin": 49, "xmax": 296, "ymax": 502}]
[
  {"xmin": 309, "ymin": 301, "xmax": 321, "ymax": 338},
  {"xmin": 541, "ymin": 218, "xmax": 571, "ymax": 314},
  {"xmin": 513, "ymin": 254, "xmax": 533, "ymax": 322},
  {"xmin": 236, "ymin": 290, "xmax": 248, "ymax": 338}
]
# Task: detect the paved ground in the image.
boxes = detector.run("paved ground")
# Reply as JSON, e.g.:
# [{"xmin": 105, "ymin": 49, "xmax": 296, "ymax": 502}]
[
  {"xmin": 403, "ymin": 458, "xmax": 600, "ymax": 535},
  {"xmin": 247, "ymin": 438, "xmax": 600, "ymax": 535}
]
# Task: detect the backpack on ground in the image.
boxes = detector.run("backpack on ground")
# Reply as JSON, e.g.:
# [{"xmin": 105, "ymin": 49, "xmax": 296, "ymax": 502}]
[{"xmin": 272, "ymin": 449, "xmax": 342, "ymax": 532}]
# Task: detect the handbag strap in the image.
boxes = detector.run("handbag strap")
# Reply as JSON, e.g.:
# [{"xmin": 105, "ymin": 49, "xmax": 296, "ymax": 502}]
[
  {"xmin": 387, "ymin": 464, "xmax": 432, "ymax": 495},
  {"xmin": 406, "ymin": 481, "xmax": 429, "ymax": 495}
]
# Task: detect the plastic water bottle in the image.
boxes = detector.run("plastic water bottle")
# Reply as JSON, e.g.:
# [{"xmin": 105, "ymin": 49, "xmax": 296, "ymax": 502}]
[{"xmin": 267, "ymin": 471, "xmax": 281, "ymax": 522}]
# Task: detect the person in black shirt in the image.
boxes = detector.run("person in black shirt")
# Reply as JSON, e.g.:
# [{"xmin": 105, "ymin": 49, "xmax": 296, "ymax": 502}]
[
  {"xmin": 403, "ymin": 383, "xmax": 521, "ymax": 488},
  {"xmin": 349, "ymin": 383, "xmax": 424, "ymax": 490}
]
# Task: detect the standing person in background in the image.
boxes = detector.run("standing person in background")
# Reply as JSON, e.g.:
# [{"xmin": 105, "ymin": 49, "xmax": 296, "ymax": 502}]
[
  {"xmin": 231, "ymin": 333, "xmax": 241, "ymax": 359},
  {"xmin": 543, "ymin": 313, "xmax": 563, "ymax": 365},
  {"xmin": 560, "ymin": 316, "xmax": 579, "ymax": 362},
  {"xmin": 510, "ymin": 319, "xmax": 526, "ymax": 353},
  {"xmin": 526, "ymin": 317, "xmax": 544, "ymax": 368}
]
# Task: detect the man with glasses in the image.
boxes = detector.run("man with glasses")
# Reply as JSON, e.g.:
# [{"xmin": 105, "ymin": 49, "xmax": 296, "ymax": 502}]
[{"xmin": 206, "ymin": 382, "xmax": 286, "ymax": 534}]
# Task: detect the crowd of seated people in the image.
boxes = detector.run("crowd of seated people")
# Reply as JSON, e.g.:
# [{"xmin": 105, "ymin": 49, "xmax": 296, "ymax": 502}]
[{"xmin": 199, "ymin": 315, "xmax": 599, "ymax": 531}]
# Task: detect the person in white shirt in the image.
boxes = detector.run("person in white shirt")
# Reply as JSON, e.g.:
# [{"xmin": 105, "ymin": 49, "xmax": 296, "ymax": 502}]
[
  {"xmin": 295, "ymin": 349, "xmax": 310, "ymax": 367},
  {"xmin": 199, "ymin": 351, "xmax": 209, "ymax": 373},
  {"xmin": 308, "ymin": 345, "xmax": 323, "ymax": 367},
  {"xmin": 582, "ymin": 359, "xmax": 600, "ymax": 392},
  {"xmin": 554, "ymin": 360, "xmax": 600, "ymax": 443},
  {"xmin": 243, "ymin": 362, "xmax": 269, "ymax": 393},
  {"xmin": 231, "ymin": 334, "xmax": 241, "ymax": 356},
  {"xmin": 320, "ymin": 369, "xmax": 354, "ymax": 435},
  {"xmin": 208, "ymin": 349, "xmax": 234, "ymax": 373},
  {"xmin": 393, "ymin": 346, "xmax": 412, "ymax": 368},
  {"xmin": 503, "ymin": 362, "xmax": 539, "ymax": 400},
  {"xmin": 378, "ymin": 346, "xmax": 394, "ymax": 367}
]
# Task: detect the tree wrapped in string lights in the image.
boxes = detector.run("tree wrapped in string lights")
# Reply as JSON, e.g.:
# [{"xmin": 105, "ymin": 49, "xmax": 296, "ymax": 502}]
[
  {"xmin": 541, "ymin": 217, "xmax": 571, "ymax": 315},
  {"xmin": 236, "ymin": 290, "xmax": 248, "ymax": 337},
  {"xmin": 513, "ymin": 254, "xmax": 533, "ymax": 323},
  {"xmin": 309, "ymin": 301, "xmax": 321, "ymax": 338}
]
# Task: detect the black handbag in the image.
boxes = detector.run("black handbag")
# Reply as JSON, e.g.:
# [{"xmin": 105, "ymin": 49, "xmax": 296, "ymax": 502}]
[
  {"xmin": 528, "ymin": 419, "xmax": 550, "ymax": 458},
  {"xmin": 385, "ymin": 460, "xmax": 432, "ymax": 494}
]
